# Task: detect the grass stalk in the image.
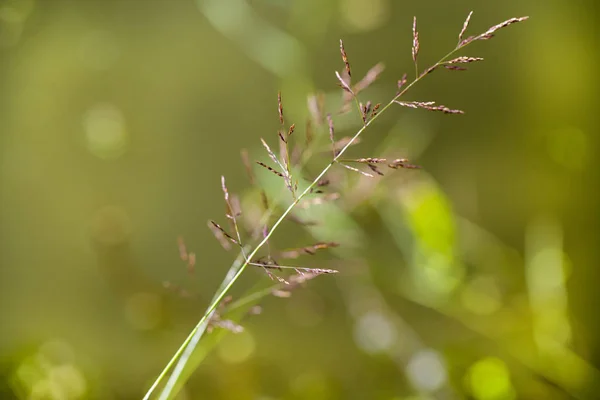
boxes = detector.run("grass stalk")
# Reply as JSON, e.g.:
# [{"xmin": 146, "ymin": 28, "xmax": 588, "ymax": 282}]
[{"xmin": 144, "ymin": 13, "xmax": 528, "ymax": 399}]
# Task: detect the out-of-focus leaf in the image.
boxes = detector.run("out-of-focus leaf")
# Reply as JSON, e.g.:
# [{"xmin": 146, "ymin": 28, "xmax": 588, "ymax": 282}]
[
  {"xmin": 164, "ymin": 279, "xmax": 272, "ymax": 398},
  {"xmin": 379, "ymin": 174, "xmax": 464, "ymax": 303}
]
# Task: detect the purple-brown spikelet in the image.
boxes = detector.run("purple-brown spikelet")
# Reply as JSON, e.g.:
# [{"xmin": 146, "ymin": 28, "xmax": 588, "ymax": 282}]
[
  {"xmin": 442, "ymin": 56, "xmax": 484, "ymax": 72},
  {"xmin": 367, "ymin": 164, "xmax": 384, "ymax": 176},
  {"xmin": 221, "ymin": 176, "xmax": 243, "ymax": 243},
  {"xmin": 177, "ymin": 236, "xmax": 188, "ymax": 261},
  {"xmin": 307, "ymin": 94, "xmax": 324, "ymax": 125},
  {"xmin": 339, "ymin": 156, "xmax": 421, "ymax": 175},
  {"xmin": 340, "ymin": 162, "xmax": 374, "ymax": 178},
  {"xmin": 459, "ymin": 11, "xmax": 473, "ymax": 43},
  {"xmin": 230, "ymin": 195, "xmax": 242, "ymax": 218},
  {"xmin": 444, "ymin": 65, "xmax": 468, "ymax": 71},
  {"xmin": 316, "ymin": 178, "xmax": 330, "ymax": 187},
  {"xmin": 208, "ymin": 220, "xmax": 237, "ymax": 248},
  {"xmin": 388, "ymin": 158, "xmax": 421, "ymax": 169},
  {"xmin": 412, "ymin": 16, "xmax": 419, "ymax": 64},
  {"xmin": 394, "ymin": 100, "xmax": 435, "ymax": 109},
  {"xmin": 272, "ymin": 289, "xmax": 292, "ymax": 298},
  {"xmin": 419, "ymin": 65, "xmax": 438, "ymax": 78},
  {"xmin": 277, "ymin": 91, "xmax": 284, "ymax": 126},
  {"xmin": 305, "ymin": 119, "xmax": 313, "ymax": 146},
  {"xmin": 428, "ymin": 105, "xmax": 464, "ymax": 114},
  {"xmin": 251, "ymin": 259, "xmax": 338, "ymax": 276},
  {"xmin": 262, "ymin": 224, "xmax": 270, "ymax": 250},
  {"xmin": 397, "ymin": 73, "xmax": 408, "ymax": 94},
  {"xmin": 260, "ymin": 138, "xmax": 283, "ymax": 169},
  {"xmin": 278, "ymin": 131, "xmax": 286, "ymax": 144},
  {"xmin": 447, "ymin": 56, "xmax": 484, "ymax": 64},
  {"xmin": 339, "ymin": 39, "xmax": 351, "ymax": 78},
  {"xmin": 278, "ymin": 242, "xmax": 340, "ymax": 259},
  {"xmin": 209, "ymin": 319, "xmax": 244, "ymax": 334},
  {"xmin": 480, "ymin": 16, "xmax": 529, "ymax": 38},
  {"xmin": 278, "ymin": 135, "xmax": 289, "ymax": 167},
  {"xmin": 331, "ymin": 136, "xmax": 361, "ymax": 154},
  {"xmin": 187, "ymin": 252, "xmax": 196, "ymax": 274},
  {"xmin": 394, "ymin": 100, "xmax": 464, "ymax": 115},
  {"xmin": 370, "ymin": 103, "xmax": 381, "ymax": 118},
  {"xmin": 327, "ymin": 113, "xmax": 335, "ymax": 156},
  {"xmin": 299, "ymin": 193, "xmax": 340, "ymax": 208},
  {"xmin": 360, "ymin": 102, "xmax": 370, "ymax": 124},
  {"xmin": 256, "ymin": 161, "xmax": 285, "ymax": 178},
  {"xmin": 354, "ymin": 157, "xmax": 388, "ymax": 164},
  {"xmin": 221, "ymin": 176, "xmax": 230, "ymax": 202},
  {"xmin": 240, "ymin": 149, "xmax": 255, "ymax": 185},
  {"xmin": 335, "ymin": 71, "xmax": 354, "ymax": 95},
  {"xmin": 206, "ymin": 295, "xmax": 262, "ymax": 334},
  {"xmin": 354, "ymin": 63, "xmax": 385, "ymax": 94}
]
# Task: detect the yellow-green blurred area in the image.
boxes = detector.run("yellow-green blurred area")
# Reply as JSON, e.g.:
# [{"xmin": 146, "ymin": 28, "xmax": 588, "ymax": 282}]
[{"xmin": 0, "ymin": 0, "xmax": 598, "ymax": 398}]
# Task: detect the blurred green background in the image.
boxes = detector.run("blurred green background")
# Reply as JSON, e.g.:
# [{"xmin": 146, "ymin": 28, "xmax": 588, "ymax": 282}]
[{"xmin": 1, "ymin": 0, "xmax": 598, "ymax": 399}]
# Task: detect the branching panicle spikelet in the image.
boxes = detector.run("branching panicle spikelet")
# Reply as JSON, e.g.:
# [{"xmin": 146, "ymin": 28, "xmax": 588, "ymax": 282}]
[
  {"xmin": 240, "ymin": 149, "xmax": 255, "ymax": 185},
  {"xmin": 177, "ymin": 236, "xmax": 196, "ymax": 274},
  {"xmin": 459, "ymin": 11, "xmax": 473, "ymax": 44},
  {"xmin": 305, "ymin": 119, "xmax": 313, "ymax": 146},
  {"xmin": 339, "ymin": 157, "xmax": 421, "ymax": 175},
  {"xmin": 335, "ymin": 71, "xmax": 354, "ymax": 95},
  {"xmin": 177, "ymin": 236, "xmax": 188, "ymax": 262},
  {"xmin": 327, "ymin": 114, "xmax": 335, "ymax": 156},
  {"xmin": 480, "ymin": 16, "xmax": 529, "ymax": 39},
  {"xmin": 444, "ymin": 65, "xmax": 467, "ymax": 71},
  {"xmin": 339, "ymin": 39, "xmax": 351, "ymax": 78},
  {"xmin": 394, "ymin": 100, "xmax": 464, "ymax": 115},
  {"xmin": 260, "ymin": 138, "xmax": 282, "ymax": 169},
  {"xmin": 419, "ymin": 65, "xmax": 437, "ymax": 78},
  {"xmin": 221, "ymin": 176, "xmax": 245, "ymax": 247},
  {"xmin": 208, "ymin": 220, "xmax": 238, "ymax": 248},
  {"xmin": 277, "ymin": 91, "xmax": 284, "ymax": 126},
  {"xmin": 370, "ymin": 103, "xmax": 381, "ymax": 118},
  {"xmin": 307, "ymin": 94, "xmax": 323, "ymax": 125},
  {"xmin": 256, "ymin": 161, "xmax": 284, "ymax": 178},
  {"xmin": 299, "ymin": 193, "xmax": 340, "ymax": 209},
  {"xmin": 389, "ymin": 158, "xmax": 421, "ymax": 169},
  {"xmin": 353, "ymin": 157, "xmax": 387, "ymax": 164},
  {"xmin": 340, "ymin": 162, "xmax": 374, "ymax": 178},
  {"xmin": 317, "ymin": 178, "xmax": 330, "ymax": 187},
  {"xmin": 367, "ymin": 164, "xmax": 384, "ymax": 176},
  {"xmin": 397, "ymin": 73, "xmax": 407, "ymax": 91},
  {"xmin": 359, "ymin": 102, "xmax": 368, "ymax": 124},
  {"xmin": 412, "ymin": 16, "xmax": 419, "ymax": 74},
  {"xmin": 354, "ymin": 63, "xmax": 385, "ymax": 94},
  {"xmin": 331, "ymin": 136, "xmax": 361, "ymax": 154},
  {"xmin": 447, "ymin": 56, "xmax": 484, "ymax": 64},
  {"xmin": 279, "ymin": 242, "xmax": 340, "ymax": 259},
  {"xmin": 221, "ymin": 175, "xmax": 229, "ymax": 204}
]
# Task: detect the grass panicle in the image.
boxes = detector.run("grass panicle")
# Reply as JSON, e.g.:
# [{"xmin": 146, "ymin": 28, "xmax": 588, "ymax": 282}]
[{"xmin": 144, "ymin": 12, "xmax": 528, "ymax": 400}]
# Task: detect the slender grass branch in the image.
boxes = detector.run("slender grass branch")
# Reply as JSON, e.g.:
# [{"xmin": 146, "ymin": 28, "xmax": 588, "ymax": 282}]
[
  {"xmin": 152, "ymin": 48, "xmax": 460, "ymax": 400},
  {"xmin": 145, "ymin": 13, "xmax": 529, "ymax": 399}
]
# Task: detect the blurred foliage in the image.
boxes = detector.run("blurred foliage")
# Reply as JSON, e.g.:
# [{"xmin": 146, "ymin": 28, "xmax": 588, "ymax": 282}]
[{"xmin": 0, "ymin": 0, "xmax": 598, "ymax": 399}]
